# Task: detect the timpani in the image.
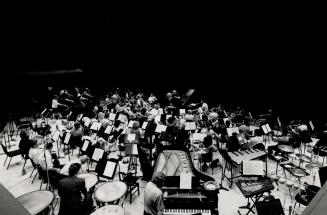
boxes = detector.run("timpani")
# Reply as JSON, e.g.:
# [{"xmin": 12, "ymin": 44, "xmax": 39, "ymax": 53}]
[
  {"xmin": 17, "ymin": 190, "xmax": 54, "ymax": 215},
  {"xmin": 90, "ymin": 204, "xmax": 124, "ymax": 215},
  {"xmin": 94, "ymin": 181, "xmax": 127, "ymax": 206},
  {"xmin": 77, "ymin": 172, "xmax": 98, "ymax": 192}
]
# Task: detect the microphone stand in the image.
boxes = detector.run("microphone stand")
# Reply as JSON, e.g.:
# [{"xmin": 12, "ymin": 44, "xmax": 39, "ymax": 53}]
[{"xmin": 41, "ymin": 125, "xmax": 51, "ymax": 190}]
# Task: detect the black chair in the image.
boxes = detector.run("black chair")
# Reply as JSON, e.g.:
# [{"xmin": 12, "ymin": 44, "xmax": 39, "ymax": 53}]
[
  {"xmin": 119, "ymin": 171, "xmax": 140, "ymax": 204},
  {"xmin": 36, "ymin": 164, "xmax": 49, "ymax": 190},
  {"xmin": 1, "ymin": 143, "xmax": 22, "ymax": 169},
  {"xmin": 294, "ymin": 184, "xmax": 320, "ymax": 208},
  {"xmin": 218, "ymin": 147, "xmax": 238, "ymax": 188}
]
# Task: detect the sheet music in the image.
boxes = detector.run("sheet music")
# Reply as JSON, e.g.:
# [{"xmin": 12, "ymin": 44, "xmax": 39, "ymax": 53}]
[
  {"xmin": 166, "ymin": 114, "xmax": 172, "ymax": 120},
  {"xmin": 180, "ymin": 172, "xmax": 192, "ymax": 189},
  {"xmin": 127, "ymin": 133, "xmax": 136, "ymax": 142},
  {"xmin": 261, "ymin": 125, "xmax": 268, "ymax": 134},
  {"xmin": 192, "ymin": 133, "xmax": 207, "ymax": 142},
  {"xmin": 242, "ymin": 160, "xmax": 264, "ymax": 176},
  {"xmin": 155, "ymin": 124, "xmax": 167, "ymax": 133},
  {"xmin": 179, "ymin": 109, "xmax": 185, "ymax": 115},
  {"xmin": 104, "ymin": 125, "xmax": 113, "ymax": 134},
  {"xmin": 185, "ymin": 122, "xmax": 196, "ymax": 131},
  {"xmin": 155, "ymin": 114, "xmax": 161, "ymax": 123},
  {"xmin": 158, "ymin": 108, "xmax": 164, "ymax": 115},
  {"xmin": 103, "ymin": 161, "xmax": 116, "ymax": 178},
  {"xmin": 227, "ymin": 127, "xmax": 239, "ymax": 136},
  {"xmin": 141, "ymin": 122, "xmax": 148, "ymax": 129},
  {"xmin": 128, "ymin": 120, "xmax": 135, "ymax": 128},
  {"xmin": 266, "ymin": 124, "xmax": 272, "ymax": 132},
  {"xmin": 64, "ymin": 133, "xmax": 71, "ymax": 144},
  {"xmin": 90, "ymin": 121, "xmax": 102, "ymax": 131},
  {"xmin": 223, "ymin": 118, "xmax": 229, "ymax": 125},
  {"xmin": 92, "ymin": 148, "xmax": 104, "ymax": 161},
  {"xmin": 84, "ymin": 118, "xmax": 91, "ymax": 127},
  {"xmin": 109, "ymin": 113, "xmax": 116, "ymax": 121},
  {"xmin": 82, "ymin": 140, "xmax": 89, "ymax": 151},
  {"xmin": 126, "ymin": 144, "xmax": 138, "ymax": 155},
  {"xmin": 117, "ymin": 114, "xmax": 125, "ymax": 122}
]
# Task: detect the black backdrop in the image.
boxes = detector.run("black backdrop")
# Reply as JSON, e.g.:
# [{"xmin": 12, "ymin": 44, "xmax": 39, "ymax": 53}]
[{"xmin": 1, "ymin": 5, "xmax": 326, "ymax": 123}]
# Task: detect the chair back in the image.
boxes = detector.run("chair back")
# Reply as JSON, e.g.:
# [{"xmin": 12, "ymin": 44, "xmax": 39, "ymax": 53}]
[{"xmin": 1, "ymin": 144, "xmax": 8, "ymax": 155}]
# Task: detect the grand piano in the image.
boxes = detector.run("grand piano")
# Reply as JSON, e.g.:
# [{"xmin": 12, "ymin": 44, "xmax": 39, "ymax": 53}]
[{"xmin": 143, "ymin": 145, "xmax": 219, "ymax": 215}]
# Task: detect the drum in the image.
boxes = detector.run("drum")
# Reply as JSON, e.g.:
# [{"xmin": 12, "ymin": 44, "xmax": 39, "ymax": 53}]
[
  {"xmin": 278, "ymin": 145, "xmax": 294, "ymax": 153},
  {"xmin": 17, "ymin": 190, "xmax": 54, "ymax": 215},
  {"xmin": 77, "ymin": 173, "xmax": 98, "ymax": 192},
  {"xmin": 286, "ymin": 180, "xmax": 294, "ymax": 188},
  {"xmin": 270, "ymin": 174, "xmax": 280, "ymax": 181},
  {"xmin": 290, "ymin": 168, "xmax": 307, "ymax": 177},
  {"xmin": 90, "ymin": 205, "xmax": 124, "ymax": 215},
  {"xmin": 94, "ymin": 181, "xmax": 127, "ymax": 204}
]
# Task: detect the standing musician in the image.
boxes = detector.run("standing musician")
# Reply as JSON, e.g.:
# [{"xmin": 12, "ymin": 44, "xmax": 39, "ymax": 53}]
[
  {"xmin": 144, "ymin": 172, "xmax": 166, "ymax": 215},
  {"xmin": 58, "ymin": 163, "xmax": 88, "ymax": 215}
]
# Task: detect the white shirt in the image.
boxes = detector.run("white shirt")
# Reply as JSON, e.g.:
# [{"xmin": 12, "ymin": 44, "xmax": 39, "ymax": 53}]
[{"xmin": 39, "ymin": 150, "xmax": 53, "ymax": 170}]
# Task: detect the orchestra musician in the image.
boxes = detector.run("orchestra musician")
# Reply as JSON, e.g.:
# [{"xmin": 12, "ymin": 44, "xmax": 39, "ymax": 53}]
[
  {"xmin": 58, "ymin": 163, "xmax": 88, "ymax": 215},
  {"xmin": 144, "ymin": 172, "xmax": 166, "ymax": 215}
]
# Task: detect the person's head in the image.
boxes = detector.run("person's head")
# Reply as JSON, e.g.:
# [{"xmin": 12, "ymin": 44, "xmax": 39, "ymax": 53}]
[
  {"xmin": 79, "ymin": 155, "xmax": 89, "ymax": 164},
  {"xmin": 69, "ymin": 163, "xmax": 81, "ymax": 176},
  {"xmin": 132, "ymin": 121, "xmax": 140, "ymax": 130},
  {"xmin": 74, "ymin": 122, "xmax": 81, "ymax": 129},
  {"xmin": 20, "ymin": 130, "xmax": 29, "ymax": 140},
  {"xmin": 114, "ymin": 120, "xmax": 121, "ymax": 128},
  {"xmin": 141, "ymin": 108, "xmax": 147, "ymax": 115},
  {"xmin": 45, "ymin": 142, "xmax": 53, "ymax": 150},
  {"xmin": 151, "ymin": 172, "xmax": 166, "ymax": 188}
]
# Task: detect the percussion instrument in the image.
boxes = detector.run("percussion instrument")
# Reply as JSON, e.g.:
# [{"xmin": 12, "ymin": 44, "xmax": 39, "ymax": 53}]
[
  {"xmin": 286, "ymin": 180, "xmax": 294, "ymax": 188},
  {"xmin": 90, "ymin": 204, "xmax": 124, "ymax": 215},
  {"xmin": 77, "ymin": 173, "xmax": 98, "ymax": 191},
  {"xmin": 288, "ymin": 153, "xmax": 296, "ymax": 159},
  {"xmin": 17, "ymin": 190, "xmax": 54, "ymax": 215},
  {"xmin": 305, "ymin": 163, "xmax": 319, "ymax": 170},
  {"xmin": 94, "ymin": 181, "xmax": 127, "ymax": 204},
  {"xmin": 228, "ymin": 149, "xmax": 267, "ymax": 165},
  {"xmin": 278, "ymin": 144, "xmax": 294, "ymax": 153},
  {"xmin": 290, "ymin": 168, "xmax": 307, "ymax": 177},
  {"xmin": 278, "ymin": 177, "xmax": 286, "ymax": 184},
  {"xmin": 270, "ymin": 174, "xmax": 279, "ymax": 182},
  {"xmin": 236, "ymin": 177, "xmax": 274, "ymax": 215},
  {"xmin": 296, "ymin": 154, "xmax": 311, "ymax": 163}
]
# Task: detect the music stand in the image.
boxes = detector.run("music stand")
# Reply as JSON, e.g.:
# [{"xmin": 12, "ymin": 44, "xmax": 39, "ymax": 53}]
[
  {"xmin": 125, "ymin": 144, "xmax": 139, "ymax": 174},
  {"xmin": 95, "ymin": 158, "xmax": 118, "ymax": 181}
]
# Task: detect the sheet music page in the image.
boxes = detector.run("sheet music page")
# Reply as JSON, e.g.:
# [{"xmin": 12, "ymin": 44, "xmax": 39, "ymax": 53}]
[
  {"xmin": 117, "ymin": 114, "xmax": 124, "ymax": 122},
  {"xmin": 141, "ymin": 122, "xmax": 148, "ymax": 129},
  {"xmin": 90, "ymin": 122, "xmax": 101, "ymax": 131},
  {"xmin": 180, "ymin": 172, "xmax": 192, "ymax": 189},
  {"xmin": 179, "ymin": 109, "xmax": 185, "ymax": 115},
  {"xmin": 158, "ymin": 108, "xmax": 164, "ymax": 114},
  {"xmin": 92, "ymin": 148, "xmax": 99, "ymax": 161},
  {"xmin": 64, "ymin": 133, "xmax": 71, "ymax": 144},
  {"xmin": 109, "ymin": 113, "xmax": 116, "ymax": 121},
  {"xmin": 104, "ymin": 125, "xmax": 113, "ymax": 134},
  {"xmin": 185, "ymin": 122, "xmax": 196, "ymax": 131},
  {"xmin": 155, "ymin": 124, "xmax": 161, "ymax": 133},
  {"xmin": 226, "ymin": 127, "xmax": 233, "ymax": 137},
  {"xmin": 155, "ymin": 114, "xmax": 161, "ymax": 123},
  {"xmin": 82, "ymin": 140, "xmax": 89, "ymax": 151},
  {"xmin": 127, "ymin": 133, "xmax": 136, "ymax": 142},
  {"xmin": 309, "ymin": 120, "xmax": 314, "ymax": 131},
  {"xmin": 133, "ymin": 144, "xmax": 138, "ymax": 155},
  {"xmin": 261, "ymin": 125, "xmax": 268, "ymax": 134},
  {"xmin": 266, "ymin": 124, "xmax": 272, "ymax": 132},
  {"xmin": 97, "ymin": 149, "xmax": 104, "ymax": 161},
  {"xmin": 193, "ymin": 133, "xmax": 207, "ymax": 142},
  {"xmin": 166, "ymin": 114, "xmax": 172, "ymax": 120},
  {"xmin": 128, "ymin": 120, "xmax": 135, "ymax": 128},
  {"xmin": 233, "ymin": 127, "xmax": 240, "ymax": 134},
  {"xmin": 84, "ymin": 118, "xmax": 91, "ymax": 127},
  {"xmin": 223, "ymin": 118, "xmax": 229, "ymax": 124},
  {"xmin": 243, "ymin": 160, "xmax": 264, "ymax": 176},
  {"xmin": 103, "ymin": 161, "xmax": 116, "ymax": 178}
]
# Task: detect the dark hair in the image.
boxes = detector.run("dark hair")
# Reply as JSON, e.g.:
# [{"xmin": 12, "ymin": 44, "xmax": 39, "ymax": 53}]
[
  {"xmin": 74, "ymin": 122, "xmax": 81, "ymax": 129},
  {"xmin": 151, "ymin": 172, "xmax": 166, "ymax": 187},
  {"xmin": 69, "ymin": 163, "xmax": 81, "ymax": 176},
  {"xmin": 45, "ymin": 142, "xmax": 53, "ymax": 150},
  {"xmin": 20, "ymin": 130, "xmax": 29, "ymax": 139},
  {"xmin": 114, "ymin": 120, "xmax": 121, "ymax": 127}
]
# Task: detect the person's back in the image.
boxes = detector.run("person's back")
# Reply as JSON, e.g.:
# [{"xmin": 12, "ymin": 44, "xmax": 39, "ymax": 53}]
[{"xmin": 144, "ymin": 172, "xmax": 166, "ymax": 215}]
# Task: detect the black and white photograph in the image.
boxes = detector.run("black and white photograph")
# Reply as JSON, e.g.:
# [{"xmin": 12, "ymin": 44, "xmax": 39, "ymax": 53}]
[{"xmin": 0, "ymin": 4, "xmax": 326, "ymax": 215}]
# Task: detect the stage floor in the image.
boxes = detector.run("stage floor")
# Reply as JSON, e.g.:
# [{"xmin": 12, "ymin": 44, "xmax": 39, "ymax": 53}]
[{"xmin": 0, "ymin": 118, "xmax": 323, "ymax": 215}]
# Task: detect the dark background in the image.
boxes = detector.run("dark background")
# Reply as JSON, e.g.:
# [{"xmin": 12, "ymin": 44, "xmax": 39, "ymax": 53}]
[{"xmin": 1, "ymin": 5, "xmax": 325, "ymax": 122}]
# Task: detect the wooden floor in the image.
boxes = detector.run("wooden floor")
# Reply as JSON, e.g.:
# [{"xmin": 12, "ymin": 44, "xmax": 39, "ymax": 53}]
[{"xmin": 0, "ymin": 117, "xmax": 324, "ymax": 215}]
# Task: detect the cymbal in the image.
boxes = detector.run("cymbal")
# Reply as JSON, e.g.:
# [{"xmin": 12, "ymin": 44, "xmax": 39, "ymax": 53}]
[
  {"xmin": 278, "ymin": 144, "xmax": 294, "ymax": 153},
  {"xmin": 290, "ymin": 168, "xmax": 307, "ymax": 177},
  {"xmin": 305, "ymin": 163, "xmax": 319, "ymax": 170},
  {"xmin": 296, "ymin": 154, "xmax": 311, "ymax": 163}
]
